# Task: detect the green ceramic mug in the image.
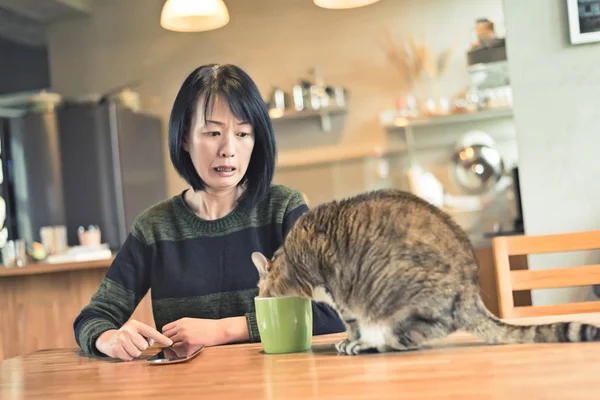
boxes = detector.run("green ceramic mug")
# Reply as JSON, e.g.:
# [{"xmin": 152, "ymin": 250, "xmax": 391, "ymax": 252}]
[{"xmin": 254, "ymin": 296, "xmax": 313, "ymax": 354}]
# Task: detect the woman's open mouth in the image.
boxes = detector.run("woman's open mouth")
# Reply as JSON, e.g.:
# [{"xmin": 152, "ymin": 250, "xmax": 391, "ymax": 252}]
[{"xmin": 214, "ymin": 166, "xmax": 236, "ymax": 176}]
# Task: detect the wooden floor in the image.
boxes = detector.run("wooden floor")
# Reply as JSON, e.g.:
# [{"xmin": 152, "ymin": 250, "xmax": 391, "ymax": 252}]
[{"xmin": 2, "ymin": 314, "xmax": 600, "ymax": 399}]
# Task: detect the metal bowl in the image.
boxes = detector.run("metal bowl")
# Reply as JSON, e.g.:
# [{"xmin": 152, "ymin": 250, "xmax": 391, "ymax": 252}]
[{"xmin": 452, "ymin": 143, "xmax": 504, "ymax": 195}]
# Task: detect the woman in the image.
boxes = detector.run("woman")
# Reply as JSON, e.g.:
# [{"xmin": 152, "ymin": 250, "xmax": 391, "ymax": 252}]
[{"xmin": 73, "ymin": 64, "xmax": 345, "ymax": 361}]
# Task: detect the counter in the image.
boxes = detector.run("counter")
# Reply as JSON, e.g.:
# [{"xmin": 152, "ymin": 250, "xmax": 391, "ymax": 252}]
[
  {"xmin": 0, "ymin": 257, "xmax": 116, "ymax": 277},
  {"xmin": 0, "ymin": 257, "xmax": 154, "ymax": 360}
]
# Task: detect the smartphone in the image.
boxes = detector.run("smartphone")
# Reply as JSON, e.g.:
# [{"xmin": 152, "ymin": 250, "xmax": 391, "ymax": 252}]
[{"xmin": 147, "ymin": 345, "xmax": 205, "ymax": 365}]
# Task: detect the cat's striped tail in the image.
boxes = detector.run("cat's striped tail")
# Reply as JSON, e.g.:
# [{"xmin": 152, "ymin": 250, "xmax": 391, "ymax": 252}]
[{"xmin": 458, "ymin": 295, "xmax": 600, "ymax": 344}]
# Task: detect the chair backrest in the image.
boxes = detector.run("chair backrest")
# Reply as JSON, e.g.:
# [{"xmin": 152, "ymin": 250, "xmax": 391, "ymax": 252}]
[{"xmin": 492, "ymin": 230, "xmax": 600, "ymax": 318}]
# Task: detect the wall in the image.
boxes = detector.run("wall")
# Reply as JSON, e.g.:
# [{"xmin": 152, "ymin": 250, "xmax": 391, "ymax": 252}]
[
  {"xmin": 0, "ymin": 37, "xmax": 49, "ymax": 95},
  {"xmin": 504, "ymin": 0, "xmax": 600, "ymax": 305},
  {"xmin": 46, "ymin": 0, "xmax": 506, "ymax": 197}
]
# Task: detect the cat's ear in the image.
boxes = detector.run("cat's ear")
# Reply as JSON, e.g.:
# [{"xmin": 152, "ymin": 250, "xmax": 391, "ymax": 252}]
[{"xmin": 251, "ymin": 252, "xmax": 270, "ymax": 278}]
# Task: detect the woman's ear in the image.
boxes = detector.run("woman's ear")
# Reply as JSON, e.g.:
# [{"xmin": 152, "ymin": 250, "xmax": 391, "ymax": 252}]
[{"xmin": 251, "ymin": 252, "xmax": 270, "ymax": 278}]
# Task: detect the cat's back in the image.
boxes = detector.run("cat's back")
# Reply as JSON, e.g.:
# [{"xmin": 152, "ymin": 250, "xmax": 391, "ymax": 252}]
[
  {"xmin": 309, "ymin": 189, "xmax": 475, "ymax": 259},
  {"xmin": 317, "ymin": 188, "xmax": 451, "ymax": 223}
]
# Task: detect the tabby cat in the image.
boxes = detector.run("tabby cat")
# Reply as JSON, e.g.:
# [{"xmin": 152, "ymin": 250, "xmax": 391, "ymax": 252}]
[{"xmin": 252, "ymin": 189, "xmax": 600, "ymax": 355}]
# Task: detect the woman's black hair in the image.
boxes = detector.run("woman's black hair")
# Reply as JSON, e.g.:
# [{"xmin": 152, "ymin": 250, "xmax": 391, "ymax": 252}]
[{"xmin": 168, "ymin": 63, "xmax": 276, "ymax": 208}]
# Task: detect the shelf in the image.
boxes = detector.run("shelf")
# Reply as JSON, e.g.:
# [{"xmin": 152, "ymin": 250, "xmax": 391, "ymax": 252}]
[
  {"xmin": 269, "ymin": 105, "xmax": 347, "ymax": 132},
  {"xmin": 270, "ymin": 105, "xmax": 346, "ymax": 120},
  {"xmin": 276, "ymin": 141, "xmax": 411, "ymax": 169},
  {"xmin": 380, "ymin": 107, "xmax": 513, "ymax": 129}
]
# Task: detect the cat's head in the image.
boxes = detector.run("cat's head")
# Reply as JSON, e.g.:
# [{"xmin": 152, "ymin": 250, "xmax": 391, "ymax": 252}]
[{"xmin": 251, "ymin": 248, "xmax": 310, "ymax": 298}]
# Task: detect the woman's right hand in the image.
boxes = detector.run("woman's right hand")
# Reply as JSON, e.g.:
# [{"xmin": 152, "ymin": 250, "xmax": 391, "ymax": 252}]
[{"xmin": 95, "ymin": 319, "xmax": 173, "ymax": 361}]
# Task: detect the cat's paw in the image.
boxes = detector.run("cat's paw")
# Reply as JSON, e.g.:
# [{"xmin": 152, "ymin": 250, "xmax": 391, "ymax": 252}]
[
  {"xmin": 335, "ymin": 339, "xmax": 350, "ymax": 354},
  {"xmin": 336, "ymin": 339, "xmax": 376, "ymax": 355}
]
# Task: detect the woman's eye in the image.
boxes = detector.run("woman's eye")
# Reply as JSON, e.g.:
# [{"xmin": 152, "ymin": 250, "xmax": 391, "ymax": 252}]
[
  {"xmin": 238, "ymin": 132, "xmax": 252, "ymax": 138},
  {"xmin": 204, "ymin": 131, "xmax": 220, "ymax": 137}
]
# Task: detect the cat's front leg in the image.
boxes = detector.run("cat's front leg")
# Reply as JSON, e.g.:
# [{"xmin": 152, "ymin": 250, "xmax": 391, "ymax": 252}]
[
  {"xmin": 335, "ymin": 318, "xmax": 358, "ymax": 355},
  {"xmin": 335, "ymin": 324, "xmax": 388, "ymax": 355},
  {"xmin": 334, "ymin": 315, "xmax": 363, "ymax": 354},
  {"xmin": 335, "ymin": 339, "xmax": 381, "ymax": 355},
  {"xmin": 342, "ymin": 318, "xmax": 360, "ymax": 341},
  {"xmin": 312, "ymin": 286, "xmax": 361, "ymax": 345}
]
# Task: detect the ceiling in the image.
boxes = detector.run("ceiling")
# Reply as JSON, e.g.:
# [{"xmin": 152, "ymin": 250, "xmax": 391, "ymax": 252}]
[{"xmin": 0, "ymin": 0, "xmax": 93, "ymax": 47}]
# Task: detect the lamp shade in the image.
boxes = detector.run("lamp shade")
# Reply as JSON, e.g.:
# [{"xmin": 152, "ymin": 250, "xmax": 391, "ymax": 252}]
[
  {"xmin": 313, "ymin": 0, "xmax": 380, "ymax": 9},
  {"xmin": 160, "ymin": 0, "xmax": 230, "ymax": 32}
]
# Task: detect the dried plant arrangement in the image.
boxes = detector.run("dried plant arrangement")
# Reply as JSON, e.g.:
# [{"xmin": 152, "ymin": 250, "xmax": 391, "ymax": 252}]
[{"xmin": 380, "ymin": 27, "xmax": 456, "ymax": 114}]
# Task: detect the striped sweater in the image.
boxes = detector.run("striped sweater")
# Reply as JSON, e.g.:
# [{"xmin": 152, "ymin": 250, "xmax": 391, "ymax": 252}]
[{"xmin": 73, "ymin": 185, "xmax": 345, "ymax": 356}]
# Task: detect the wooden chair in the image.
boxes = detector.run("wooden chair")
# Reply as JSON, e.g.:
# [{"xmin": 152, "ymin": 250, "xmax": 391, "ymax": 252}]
[{"xmin": 492, "ymin": 230, "xmax": 600, "ymax": 318}]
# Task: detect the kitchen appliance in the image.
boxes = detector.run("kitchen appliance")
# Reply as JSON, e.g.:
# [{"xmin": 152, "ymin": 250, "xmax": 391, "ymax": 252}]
[
  {"xmin": 451, "ymin": 131, "xmax": 505, "ymax": 195},
  {"xmin": 510, "ymin": 166, "xmax": 524, "ymax": 233},
  {"xmin": 0, "ymin": 109, "xmax": 67, "ymax": 249},
  {"xmin": 0, "ymin": 90, "xmax": 68, "ymax": 255},
  {"xmin": 0, "ymin": 90, "xmax": 167, "ymax": 252},
  {"xmin": 0, "ymin": 118, "xmax": 18, "ymax": 248},
  {"xmin": 57, "ymin": 100, "xmax": 167, "ymax": 250}
]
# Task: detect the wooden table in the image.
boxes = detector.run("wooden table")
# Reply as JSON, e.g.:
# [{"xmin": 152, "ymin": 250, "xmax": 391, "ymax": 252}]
[{"xmin": 2, "ymin": 314, "xmax": 600, "ymax": 399}]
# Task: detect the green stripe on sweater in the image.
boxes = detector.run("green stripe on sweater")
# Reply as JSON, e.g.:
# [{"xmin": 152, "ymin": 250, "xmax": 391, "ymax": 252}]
[
  {"xmin": 77, "ymin": 279, "xmax": 141, "ymax": 356},
  {"xmin": 132, "ymin": 185, "xmax": 304, "ymax": 244}
]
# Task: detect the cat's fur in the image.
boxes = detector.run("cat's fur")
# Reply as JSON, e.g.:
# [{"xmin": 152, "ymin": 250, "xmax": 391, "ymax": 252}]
[{"xmin": 251, "ymin": 189, "xmax": 600, "ymax": 355}]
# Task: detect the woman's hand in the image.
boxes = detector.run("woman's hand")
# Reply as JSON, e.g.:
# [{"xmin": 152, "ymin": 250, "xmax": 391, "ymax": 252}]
[
  {"xmin": 162, "ymin": 316, "xmax": 249, "ymax": 353},
  {"xmin": 95, "ymin": 319, "xmax": 173, "ymax": 361}
]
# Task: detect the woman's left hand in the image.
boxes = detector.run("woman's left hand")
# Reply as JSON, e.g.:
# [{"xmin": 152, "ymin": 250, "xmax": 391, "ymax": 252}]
[
  {"xmin": 162, "ymin": 318, "xmax": 226, "ymax": 349},
  {"xmin": 162, "ymin": 316, "xmax": 249, "ymax": 352}
]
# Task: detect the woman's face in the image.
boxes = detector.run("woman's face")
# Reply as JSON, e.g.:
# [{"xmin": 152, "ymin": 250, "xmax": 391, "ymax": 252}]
[{"xmin": 184, "ymin": 95, "xmax": 255, "ymax": 193}]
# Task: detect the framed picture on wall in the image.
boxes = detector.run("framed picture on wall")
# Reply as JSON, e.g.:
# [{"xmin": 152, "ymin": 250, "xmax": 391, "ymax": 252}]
[{"xmin": 567, "ymin": 0, "xmax": 600, "ymax": 44}]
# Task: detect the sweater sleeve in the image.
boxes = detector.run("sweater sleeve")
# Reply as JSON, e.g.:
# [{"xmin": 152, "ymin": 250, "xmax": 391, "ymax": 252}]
[
  {"xmin": 73, "ymin": 228, "xmax": 152, "ymax": 356},
  {"xmin": 245, "ymin": 190, "xmax": 346, "ymax": 342}
]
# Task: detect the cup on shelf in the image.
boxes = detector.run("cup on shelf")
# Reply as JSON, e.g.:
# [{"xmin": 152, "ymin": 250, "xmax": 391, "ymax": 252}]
[
  {"xmin": 40, "ymin": 225, "xmax": 69, "ymax": 255},
  {"xmin": 78, "ymin": 225, "xmax": 101, "ymax": 247},
  {"xmin": 1, "ymin": 239, "xmax": 27, "ymax": 267}
]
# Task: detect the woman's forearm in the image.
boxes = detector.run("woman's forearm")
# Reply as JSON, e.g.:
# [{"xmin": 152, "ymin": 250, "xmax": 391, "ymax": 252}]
[{"xmin": 221, "ymin": 316, "xmax": 250, "ymax": 344}]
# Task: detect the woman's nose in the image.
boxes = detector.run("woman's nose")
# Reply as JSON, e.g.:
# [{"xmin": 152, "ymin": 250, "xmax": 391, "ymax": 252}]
[{"xmin": 220, "ymin": 135, "xmax": 235, "ymax": 158}]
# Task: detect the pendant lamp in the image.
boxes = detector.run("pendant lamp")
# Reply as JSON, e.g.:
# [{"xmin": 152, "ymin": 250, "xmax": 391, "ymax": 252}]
[
  {"xmin": 313, "ymin": 0, "xmax": 380, "ymax": 9},
  {"xmin": 160, "ymin": 0, "xmax": 230, "ymax": 32}
]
